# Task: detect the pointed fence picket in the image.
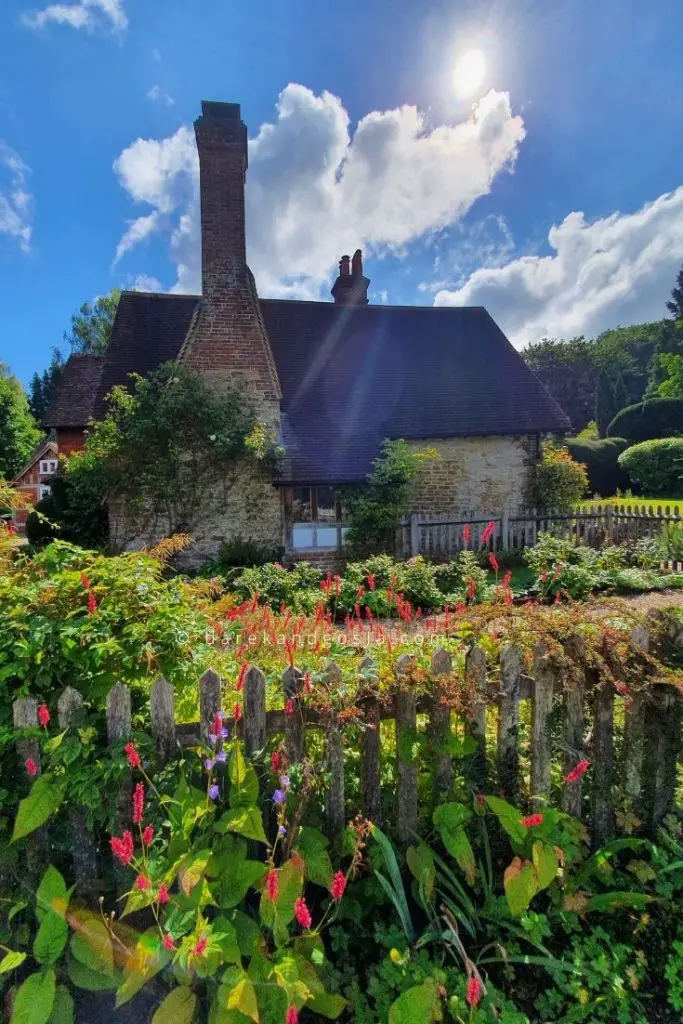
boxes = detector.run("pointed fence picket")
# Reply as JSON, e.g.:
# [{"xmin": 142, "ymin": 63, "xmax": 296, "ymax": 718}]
[{"xmin": 13, "ymin": 625, "xmax": 683, "ymax": 896}]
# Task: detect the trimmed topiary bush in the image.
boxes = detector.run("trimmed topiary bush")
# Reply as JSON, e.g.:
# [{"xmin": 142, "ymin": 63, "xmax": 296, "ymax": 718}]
[
  {"xmin": 534, "ymin": 444, "xmax": 589, "ymax": 510},
  {"xmin": 607, "ymin": 397, "xmax": 683, "ymax": 442},
  {"xmin": 565, "ymin": 437, "xmax": 630, "ymax": 497},
  {"xmin": 618, "ymin": 437, "xmax": 683, "ymax": 496}
]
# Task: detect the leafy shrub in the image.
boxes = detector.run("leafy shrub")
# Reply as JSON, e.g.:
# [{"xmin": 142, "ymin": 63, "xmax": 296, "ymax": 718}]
[
  {"xmin": 618, "ymin": 437, "xmax": 683, "ymax": 496},
  {"xmin": 659, "ymin": 521, "xmax": 683, "ymax": 561},
  {"xmin": 565, "ymin": 437, "xmax": 631, "ymax": 497},
  {"xmin": 26, "ymin": 470, "xmax": 108, "ymax": 550},
  {"xmin": 607, "ymin": 396, "xmax": 683, "ymax": 442},
  {"xmin": 230, "ymin": 560, "xmax": 323, "ymax": 613},
  {"xmin": 534, "ymin": 444, "xmax": 589, "ymax": 510},
  {"xmin": 217, "ymin": 535, "xmax": 285, "ymax": 570}
]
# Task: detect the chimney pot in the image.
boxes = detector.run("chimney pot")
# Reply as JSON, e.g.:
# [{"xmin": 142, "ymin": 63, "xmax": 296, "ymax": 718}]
[
  {"xmin": 351, "ymin": 249, "xmax": 363, "ymax": 277},
  {"xmin": 339, "ymin": 255, "xmax": 351, "ymax": 276},
  {"xmin": 332, "ymin": 248, "xmax": 370, "ymax": 305}
]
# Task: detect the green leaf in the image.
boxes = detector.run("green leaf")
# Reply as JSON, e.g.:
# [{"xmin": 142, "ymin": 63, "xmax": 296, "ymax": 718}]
[
  {"xmin": 295, "ymin": 827, "xmax": 333, "ymax": 889},
  {"xmin": 36, "ymin": 866, "xmax": 69, "ymax": 922},
  {"xmin": 485, "ymin": 795, "xmax": 527, "ymax": 845},
  {"xmin": 221, "ymin": 966, "xmax": 259, "ymax": 1023},
  {"xmin": 11, "ymin": 969, "xmax": 56, "ymax": 1024},
  {"xmin": 213, "ymin": 917, "xmax": 241, "ymax": 965},
  {"xmin": 532, "ymin": 841, "xmax": 558, "ymax": 892},
  {"xmin": 371, "ymin": 825, "xmax": 415, "ymax": 943},
  {"xmin": 584, "ymin": 891, "xmax": 655, "ymax": 913},
  {"xmin": 115, "ymin": 930, "xmax": 169, "ymax": 1007},
  {"xmin": 388, "ymin": 980, "xmax": 442, "ymax": 1024},
  {"xmin": 177, "ymin": 849, "xmax": 212, "ymax": 896},
  {"xmin": 70, "ymin": 917, "xmax": 114, "ymax": 976},
  {"xmin": 67, "ymin": 957, "xmax": 118, "ymax": 992},
  {"xmin": 308, "ymin": 992, "xmax": 348, "ymax": 1019},
  {"xmin": 230, "ymin": 909, "xmax": 262, "ymax": 959},
  {"xmin": 12, "ymin": 776, "xmax": 65, "ymax": 842},
  {"xmin": 8, "ymin": 901, "xmax": 28, "ymax": 923},
  {"xmin": 406, "ymin": 844, "xmax": 435, "ymax": 904},
  {"xmin": 33, "ymin": 913, "xmax": 68, "ymax": 966},
  {"xmin": 44, "ymin": 731, "xmax": 67, "ymax": 755},
  {"xmin": 434, "ymin": 734, "xmax": 477, "ymax": 757},
  {"xmin": 504, "ymin": 858, "xmax": 538, "ymax": 916},
  {"xmin": 229, "ymin": 744, "xmax": 259, "ymax": 808},
  {"xmin": 0, "ymin": 950, "xmax": 26, "ymax": 974},
  {"xmin": 152, "ymin": 987, "xmax": 196, "ymax": 1024},
  {"xmin": 432, "ymin": 804, "xmax": 475, "ymax": 884},
  {"xmin": 216, "ymin": 806, "xmax": 267, "ymax": 845},
  {"xmin": 49, "ymin": 986, "xmax": 74, "ymax": 1024},
  {"xmin": 216, "ymin": 858, "xmax": 266, "ymax": 909}
]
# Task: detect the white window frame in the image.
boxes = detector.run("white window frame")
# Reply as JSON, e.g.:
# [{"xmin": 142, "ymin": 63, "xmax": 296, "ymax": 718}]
[
  {"xmin": 288, "ymin": 486, "xmax": 349, "ymax": 552},
  {"xmin": 39, "ymin": 459, "xmax": 57, "ymax": 474},
  {"xmin": 38, "ymin": 484, "xmax": 52, "ymax": 500}
]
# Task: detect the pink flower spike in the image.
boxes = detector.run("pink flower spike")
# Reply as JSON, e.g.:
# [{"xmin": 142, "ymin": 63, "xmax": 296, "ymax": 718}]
[
  {"xmin": 294, "ymin": 896, "xmax": 312, "ymax": 929},
  {"xmin": 193, "ymin": 935, "xmax": 208, "ymax": 958},
  {"xmin": 135, "ymin": 874, "xmax": 150, "ymax": 891},
  {"xmin": 157, "ymin": 883, "xmax": 169, "ymax": 905},
  {"xmin": 132, "ymin": 782, "xmax": 145, "ymax": 824},
  {"xmin": 563, "ymin": 759, "xmax": 590, "ymax": 784},
  {"xmin": 466, "ymin": 976, "xmax": 482, "ymax": 1007},
  {"xmin": 162, "ymin": 933, "xmax": 175, "ymax": 951},
  {"xmin": 330, "ymin": 871, "xmax": 346, "ymax": 902},
  {"xmin": 25, "ymin": 757, "xmax": 38, "ymax": 777},
  {"xmin": 285, "ymin": 698, "xmax": 294, "ymax": 716},
  {"xmin": 285, "ymin": 1007, "xmax": 299, "ymax": 1024},
  {"xmin": 521, "ymin": 813, "xmax": 544, "ymax": 828},
  {"xmin": 37, "ymin": 704, "xmax": 50, "ymax": 729},
  {"xmin": 142, "ymin": 825, "xmax": 154, "ymax": 846},
  {"xmin": 124, "ymin": 742, "xmax": 141, "ymax": 769}
]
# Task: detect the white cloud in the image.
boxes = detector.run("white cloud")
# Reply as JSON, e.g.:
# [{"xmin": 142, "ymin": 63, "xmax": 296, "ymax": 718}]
[
  {"xmin": 435, "ymin": 187, "xmax": 683, "ymax": 345},
  {"xmin": 112, "ymin": 83, "xmax": 525, "ymax": 297},
  {"xmin": 419, "ymin": 214, "xmax": 515, "ymax": 294},
  {"xmin": 130, "ymin": 274, "xmax": 162, "ymax": 292},
  {"xmin": 113, "ymin": 211, "xmax": 160, "ymax": 265},
  {"xmin": 22, "ymin": 0, "xmax": 127, "ymax": 32},
  {"xmin": 147, "ymin": 85, "xmax": 175, "ymax": 107},
  {"xmin": 0, "ymin": 143, "xmax": 34, "ymax": 252}
]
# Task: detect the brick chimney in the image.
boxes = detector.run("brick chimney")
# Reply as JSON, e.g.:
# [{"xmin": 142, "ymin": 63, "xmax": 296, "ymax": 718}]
[
  {"xmin": 331, "ymin": 248, "xmax": 370, "ymax": 305},
  {"xmin": 179, "ymin": 101, "xmax": 281, "ymax": 407}
]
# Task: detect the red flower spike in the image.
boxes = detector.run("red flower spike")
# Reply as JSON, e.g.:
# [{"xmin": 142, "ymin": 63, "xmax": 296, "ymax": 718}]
[
  {"xmin": 563, "ymin": 759, "xmax": 590, "ymax": 784},
  {"xmin": 520, "ymin": 813, "xmax": 544, "ymax": 828},
  {"xmin": 124, "ymin": 742, "xmax": 141, "ymax": 769},
  {"xmin": 462, "ymin": 525, "xmax": 471, "ymax": 545},
  {"xmin": 285, "ymin": 1007, "xmax": 299, "ymax": 1024},
  {"xmin": 135, "ymin": 874, "xmax": 150, "ymax": 891},
  {"xmin": 330, "ymin": 871, "xmax": 347, "ymax": 902},
  {"xmin": 193, "ymin": 935, "xmax": 208, "ymax": 958},
  {"xmin": 266, "ymin": 869, "xmax": 279, "ymax": 902},
  {"xmin": 25, "ymin": 757, "xmax": 38, "ymax": 777},
  {"xmin": 488, "ymin": 553, "xmax": 499, "ymax": 573},
  {"xmin": 467, "ymin": 578, "xmax": 476, "ymax": 602},
  {"xmin": 236, "ymin": 663, "xmax": 249, "ymax": 692},
  {"xmin": 211, "ymin": 711, "xmax": 222, "ymax": 737},
  {"xmin": 157, "ymin": 883, "xmax": 169, "ymax": 905},
  {"xmin": 80, "ymin": 573, "xmax": 91, "ymax": 590},
  {"xmin": 366, "ymin": 572, "xmax": 376, "ymax": 591},
  {"xmin": 481, "ymin": 520, "xmax": 496, "ymax": 544},
  {"xmin": 132, "ymin": 782, "xmax": 145, "ymax": 824},
  {"xmin": 466, "ymin": 977, "xmax": 482, "ymax": 1007},
  {"xmin": 294, "ymin": 897, "xmax": 312, "ymax": 929},
  {"xmin": 162, "ymin": 934, "xmax": 175, "ymax": 951},
  {"xmin": 234, "ymin": 702, "xmax": 242, "ymax": 722},
  {"xmin": 271, "ymin": 751, "xmax": 282, "ymax": 773},
  {"xmin": 110, "ymin": 831, "xmax": 134, "ymax": 865},
  {"xmin": 87, "ymin": 591, "xmax": 97, "ymax": 614},
  {"xmin": 37, "ymin": 704, "xmax": 50, "ymax": 729},
  {"xmin": 303, "ymin": 673, "xmax": 312, "ymax": 694},
  {"xmin": 285, "ymin": 698, "xmax": 294, "ymax": 716},
  {"xmin": 142, "ymin": 825, "xmax": 154, "ymax": 846}
]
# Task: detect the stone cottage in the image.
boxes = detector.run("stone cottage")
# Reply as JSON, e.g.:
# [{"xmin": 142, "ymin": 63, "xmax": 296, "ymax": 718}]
[{"xmin": 47, "ymin": 100, "xmax": 569, "ymax": 559}]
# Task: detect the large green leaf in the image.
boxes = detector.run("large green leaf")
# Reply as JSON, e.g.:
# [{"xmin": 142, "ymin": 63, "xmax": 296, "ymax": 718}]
[
  {"xmin": 229, "ymin": 744, "xmax": 260, "ymax": 808},
  {"xmin": 216, "ymin": 807, "xmax": 267, "ymax": 845},
  {"xmin": 485, "ymin": 796, "xmax": 527, "ymax": 846},
  {"xmin": 49, "ymin": 986, "xmax": 74, "ymax": 1024},
  {"xmin": 308, "ymin": 992, "xmax": 348, "ymax": 1019},
  {"xmin": 70, "ymin": 918, "xmax": 114, "ymax": 976},
  {"xmin": 504, "ymin": 858, "xmax": 538, "ymax": 916},
  {"xmin": 221, "ymin": 966, "xmax": 259, "ymax": 1023},
  {"xmin": 295, "ymin": 827, "xmax": 333, "ymax": 889},
  {"xmin": 0, "ymin": 951, "xmax": 26, "ymax": 974},
  {"xmin": 371, "ymin": 825, "xmax": 415, "ymax": 943},
  {"xmin": 33, "ymin": 913, "xmax": 68, "ymax": 966},
  {"xmin": 532, "ymin": 841, "xmax": 558, "ymax": 893},
  {"xmin": 388, "ymin": 980, "xmax": 442, "ymax": 1024},
  {"xmin": 115, "ymin": 929, "xmax": 169, "ymax": 1007},
  {"xmin": 218, "ymin": 859, "xmax": 266, "ymax": 909},
  {"xmin": 11, "ymin": 969, "xmax": 56, "ymax": 1024},
  {"xmin": 177, "ymin": 849, "xmax": 212, "ymax": 896},
  {"xmin": 12, "ymin": 777, "xmax": 65, "ymax": 843},
  {"xmin": 584, "ymin": 891, "xmax": 654, "ymax": 913},
  {"xmin": 36, "ymin": 866, "xmax": 69, "ymax": 922},
  {"xmin": 152, "ymin": 987, "xmax": 196, "ymax": 1024},
  {"xmin": 406, "ymin": 844, "xmax": 435, "ymax": 904},
  {"xmin": 432, "ymin": 804, "xmax": 475, "ymax": 884},
  {"xmin": 67, "ymin": 957, "xmax": 118, "ymax": 992},
  {"xmin": 212, "ymin": 917, "xmax": 241, "ymax": 965}
]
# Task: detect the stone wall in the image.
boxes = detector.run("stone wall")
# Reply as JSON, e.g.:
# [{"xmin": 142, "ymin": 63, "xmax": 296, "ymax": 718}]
[{"xmin": 409, "ymin": 434, "xmax": 540, "ymax": 513}]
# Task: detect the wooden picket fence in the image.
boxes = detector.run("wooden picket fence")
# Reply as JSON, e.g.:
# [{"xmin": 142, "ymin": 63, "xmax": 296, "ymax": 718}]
[
  {"xmin": 400, "ymin": 504, "xmax": 683, "ymax": 559},
  {"xmin": 11, "ymin": 624, "xmax": 682, "ymax": 899}
]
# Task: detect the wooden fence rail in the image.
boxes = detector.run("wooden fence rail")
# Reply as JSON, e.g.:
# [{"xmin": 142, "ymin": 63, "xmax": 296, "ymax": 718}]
[
  {"xmin": 11, "ymin": 626, "xmax": 682, "ymax": 901},
  {"xmin": 400, "ymin": 504, "xmax": 683, "ymax": 558}
]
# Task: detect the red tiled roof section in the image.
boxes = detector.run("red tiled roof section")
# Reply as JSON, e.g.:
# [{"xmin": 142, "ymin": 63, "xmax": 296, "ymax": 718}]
[{"xmin": 45, "ymin": 354, "xmax": 105, "ymax": 428}]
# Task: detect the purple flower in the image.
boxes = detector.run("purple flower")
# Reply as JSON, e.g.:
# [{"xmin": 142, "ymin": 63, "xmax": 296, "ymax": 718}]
[
  {"xmin": 216, "ymin": 750, "xmax": 227, "ymax": 763},
  {"xmin": 219, "ymin": 727, "xmax": 229, "ymax": 740},
  {"xmin": 280, "ymin": 775, "xmax": 291, "ymax": 791},
  {"xmin": 278, "ymin": 825, "xmax": 287, "ymax": 838},
  {"xmin": 208, "ymin": 784, "xmax": 220, "ymax": 801},
  {"xmin": 273, "ymin": 789, "xmax": 286, "ymax": 806},
  {"xmin": 205, "ymin": 758, "xmax": 216, "ymax": 772},
  {"xmin": 208, "ymin": 733, "xmax": 218, "ymax": 746}
]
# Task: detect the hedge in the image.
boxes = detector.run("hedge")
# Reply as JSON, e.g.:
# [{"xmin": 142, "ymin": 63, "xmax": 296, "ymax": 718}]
[
  {"xmin": 607, "ymin": 397, "xmax": 683, "ymax": 442},
  {"xmin": 618, "ymin": 437, "xmax": 683, "ymax": 497},
  {"xmin": 565, "ymin": 437, "xmax": 630, "ymax": 497}
]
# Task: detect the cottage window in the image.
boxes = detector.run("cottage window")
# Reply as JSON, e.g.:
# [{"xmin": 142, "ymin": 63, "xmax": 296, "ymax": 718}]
[
  {"xmin": 287, "ymin": 486, "xmax": 349, "ymax": 551},
  {"xmin": 40, "ymin": 460, "xmax": 57, "ymax": 475},
  {"xmin": 39, "ymin": 484, "xmax": 52, "ymax": 500}
]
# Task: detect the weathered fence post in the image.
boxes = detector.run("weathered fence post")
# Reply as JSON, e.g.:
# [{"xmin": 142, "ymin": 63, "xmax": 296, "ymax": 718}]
[
  {"xmin": 466, "ymin": 646, "xmax": 488, "ymax": 790},
  {"xmin": 623, "ymin": 627, "xmax": 649, "ymax": 809},
  {"xmin": 561, "ymin": 638, "xmax": 586, "ymax": 819},
  {"xmin": 323, "ymin": 662, "xmax": 345, "ymax": 844},
  {"xmin": 531, "ymin": 643, "xmax": 555, "ymax": 811},
  {"xmin": 428, "ymin": 647, "xmax": 452, "ymax": 802},
  {"xmin": 642, "ymin": 685, "xmax": 681, "ymax": 831},
  {"xmin": 410, "ymin": 514, "xmax": 420, "ymax": 557},
  {"xmin": 395, "ymin": 654, "xmax": 418, "ymax": 846},
  {"xmin": 591, "ymin": 673, "xmax": 615, "ymax": 850},
  {"xmin": 150, "ymin": 676, "xmax": 177, "ymax": 764},
  {"xmin": 498, "ymin": 645, "xmax": 521, "ymax": 803},
  {"xmin": 199, "ymin": 668, "xmax": 222, "ymax": 745},
  {"xmin": 13, "ymin": 697, "xmax": 47, "ymax": 872},
  {"xmin": 243, "ymin": 666, "xmax": 267, "ymax": 759},
  {"xmin": 282, "ymin": 667, "xmax": 305, "ymax": 764},
  {"xmin": 359, "ymin": 659, "xmax": 382, "ymax": 826},
  {"xmin": 106, "ymin": 682, "xmax": 132, "ymax": 889},
  {"xmin": 58, "ymin": 687, "xmax": 98, "ymax": 902}
]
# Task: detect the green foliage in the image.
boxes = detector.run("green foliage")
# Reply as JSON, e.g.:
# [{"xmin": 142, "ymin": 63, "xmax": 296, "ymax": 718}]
[
  {"xmin": 608, "ymin": 396, "xmax": 683, "ymax": 441},
  {"xmin": 26, "ymin": 468, "xmax": 108, "ymax": 550},
  {"xmin": 216, "ymin": 535, "xmax": 285, "ymax": 571},
  {"xmin": 618, "ymin": 437, "xmax": 683, "ymax": 496},
  {"xmin": 0, "ymin": 362, "xmax": 42, "ymax": 480},
  {"xmin": 575, "ymin": 419, "xmax": 599, "ymax": 440},
  {"xmin": 665, "ymin": 939, "xmax": 683, "ymax": 1011},
  {"xmin": 565, "ymin": 437, "xmax": 630, "ymax": 497},
  {"xmin": 667, "ymin": 263, "xmax": 683, "ymax": 319},
  {"xmin": 343, "ymin": 439, "xmax": 437, "ymax": 556},
  {"xmin": 534, "ymin": 444, "xmax": 589, "ymax": 510},
  {"xmin": 656, "ymin": 351, "xmax": 683, "ymax": 397}
]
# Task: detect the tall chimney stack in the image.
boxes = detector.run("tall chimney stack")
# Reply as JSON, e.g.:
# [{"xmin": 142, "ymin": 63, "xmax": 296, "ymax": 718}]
[{"xmin": 331, "ymin": 248, "xmax": 370, "ymax": 305}]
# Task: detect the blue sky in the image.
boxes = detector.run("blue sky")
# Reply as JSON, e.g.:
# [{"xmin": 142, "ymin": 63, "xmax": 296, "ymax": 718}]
[{"xmin": 2, "ymin": 0, "xmax": 683, "ymax": 386}]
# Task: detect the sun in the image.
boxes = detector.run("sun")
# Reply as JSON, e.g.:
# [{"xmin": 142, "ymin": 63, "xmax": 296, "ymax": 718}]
[{"xmin": 453, "ymin": 48, "xmax": 486, "ymax": 98}]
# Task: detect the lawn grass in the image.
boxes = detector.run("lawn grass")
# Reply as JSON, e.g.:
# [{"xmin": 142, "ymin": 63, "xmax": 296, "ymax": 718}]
[{"xmin": 581, "ymin": 497, "xmax": 683, "ymax": 513}]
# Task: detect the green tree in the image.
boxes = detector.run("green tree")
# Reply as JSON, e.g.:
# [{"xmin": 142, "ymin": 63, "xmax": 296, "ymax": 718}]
[
  {"xmin": 667, "ymin": 264, "xmax": 683, "ymax": 320},
  {"xmin": 656, "ymin": 353, "xmax": 683, "ymax": 398},
  {"xmin": 0, "ymin": 363, "xmax": 42, "ymax": 479},
  {"xmin": 29, "ymin": 348, "xmax": 65, "ymax": 424}
]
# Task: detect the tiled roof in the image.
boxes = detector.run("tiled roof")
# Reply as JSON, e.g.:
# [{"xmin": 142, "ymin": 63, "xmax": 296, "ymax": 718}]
[
  {"xmin": 46, "ymin": 291, "xmax": 570, "ymax": 483},
  {"xmin": 45, "ymin": 354, "xmax": 104, "ymax": 428},
  {"xmin": 11, "ymin": 440, "xmax": 58, "ymax": 485}
]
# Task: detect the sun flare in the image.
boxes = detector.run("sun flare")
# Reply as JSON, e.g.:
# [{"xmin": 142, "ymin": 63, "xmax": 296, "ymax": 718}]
[{"xmin": 453, "ymin": 48, "xmax": 486, "ymax": 98}]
